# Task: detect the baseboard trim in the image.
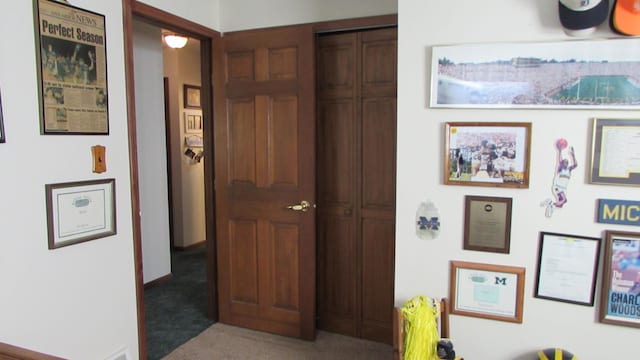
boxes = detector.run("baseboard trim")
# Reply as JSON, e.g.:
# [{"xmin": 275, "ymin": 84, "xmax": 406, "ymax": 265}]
[
  {"xmin": 143, "ymin": 273, "xmax": 173, "ymax": 290},
  {"xmin": 172, "ymin": 240, "xmax": 206, "ymax": 251},
  {"xmin": 0, "ymin": 342, "xmax": 64, "ymax": 360}
]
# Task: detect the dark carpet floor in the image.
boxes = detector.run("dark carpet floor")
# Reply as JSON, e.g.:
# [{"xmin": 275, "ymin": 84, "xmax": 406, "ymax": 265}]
[{"xmin": 144, "ymin": 245, "xmax": 215, "ymax": 360}]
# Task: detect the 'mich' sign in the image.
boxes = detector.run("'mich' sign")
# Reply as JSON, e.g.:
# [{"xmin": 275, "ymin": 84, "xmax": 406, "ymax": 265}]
[{"xmin": 598, "ymin": 199, "xmax": 640, "ymax": 226}]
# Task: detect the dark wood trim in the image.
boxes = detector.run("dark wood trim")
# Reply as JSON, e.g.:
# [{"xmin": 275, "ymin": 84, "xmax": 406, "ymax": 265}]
[
  {"xmin": 163, "ymin": 77, "xmax": 175, "ymax": 250},
  {"xmin": 121, "ymin": 2, "xmax": 146, "ymax": 360},
  {"xmin": 173, "ymin": 240, "xmax": 207, "ymax": 251},
  {"xmin": 0, "ymin": 342, "xmax": 65, "ymax": 360},
  {"xmin": 143, "ymin": 273, "xmax": 174, "ymax": 290},
  {"xmin": 124, "ymin": 1, "xmax": 221, "ymax": 359},
  {"xmin": 312, "ymin": 14, "xmax": 397, "ymax": 33}
]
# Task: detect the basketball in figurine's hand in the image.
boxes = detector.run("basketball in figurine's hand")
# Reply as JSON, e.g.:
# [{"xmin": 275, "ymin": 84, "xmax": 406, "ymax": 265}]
[
  {"xmin": 556, "ymin": 138, "xmax": 568, "ymax": 150},
  {"xmin": 537, "ymin": 348, "xmax": 577, "ymax": 360}
]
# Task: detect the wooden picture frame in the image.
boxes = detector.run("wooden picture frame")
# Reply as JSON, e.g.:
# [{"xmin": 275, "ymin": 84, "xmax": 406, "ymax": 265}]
[
  {"xmin": 450, "ymin": 260, "xmax": 525, "ymax": 323},
  {"xmin": 35, "ymin": 0, "xmax": 109, "ymax": 134},
  {"xmin": 590, "ymin": 118, "xmax": 640, "ymax": 186},
  {"xmin": 45, "ymin": 178, "xmax": 116, "ymax": 249},
  {"xmin": 431, "ymin": 38, "xmax": 640, "ymax": 109},
  {"xmin": 599, "ymin": 230, "xmax": 640, "ymax": 328},
  {"xmin": 183, "ymin": 84, "xmax": 201, "ymax": 109},
  {"xmin": 463, "ymin": 195, "xmax": 512, "ymax": 254},
  {"xmin": 535, "ymin": 232, "xmax": 601, "ymax": 306},
  {"xmin": 445, "ymin": 122, "xmax": 531, "ymax": 188}
]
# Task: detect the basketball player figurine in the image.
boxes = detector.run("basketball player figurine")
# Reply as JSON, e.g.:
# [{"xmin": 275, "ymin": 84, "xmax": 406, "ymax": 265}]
[{"xmin": 541, "ymin": 138, "xmax": 577, "ymax": 218}]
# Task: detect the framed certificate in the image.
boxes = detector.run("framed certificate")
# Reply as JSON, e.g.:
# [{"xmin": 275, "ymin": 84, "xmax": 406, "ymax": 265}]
[
  {"xmin": 599, "ymin": 230, "xmax": 640, "ymax": 328},
  {"xmin": 450, "ymin": 260, "xmax": 525, "ymax": 323},
  {"xmin": 463, "ymin": 195, "xmax": 512, "ymax": 253},
  {"xmin": 590, "ymin": 118, "xmax": 640, "ymax": 186},
  {"xmin": 535, "ymin": 232, "xmax": 601, "ymax": 306},
  {"xmin": 45, "ymin": 178, "xmax": 116, "ymax": 249}
]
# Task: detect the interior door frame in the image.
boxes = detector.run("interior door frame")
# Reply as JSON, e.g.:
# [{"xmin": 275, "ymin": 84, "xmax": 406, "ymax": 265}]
[
  {"xmin": 122, "ymin": 1, "xmax": 220, "ymax": 359},
  {"xmin": 123, "ymin": 1, "xmax": 397, "ymax": 356}
]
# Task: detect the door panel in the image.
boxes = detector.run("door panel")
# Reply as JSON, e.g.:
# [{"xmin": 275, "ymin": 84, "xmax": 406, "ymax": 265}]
[
  {"xmin": 216, "ymin": 25, "xmax": 316, "ymax": 340},
  {"xmin": 316, "ymin": 27, "xmax": 397, "ymax": 344}
]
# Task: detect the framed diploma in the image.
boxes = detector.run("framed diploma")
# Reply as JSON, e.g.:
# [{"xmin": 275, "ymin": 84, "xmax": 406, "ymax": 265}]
[
  {"xmin": 450, "ymin": 260, "xmax": 525, "ymax": 323},
  {"xmin": 463, "ymin": 195, "xmax": 512, "ymax": 253},
  {"xmin": 590, "ymin": 118, "xmax": 640, "ymax": 186},
  {"xmin": 445, "ymin": 122, "xmax": 531, "ymax": 188},
  {"xmin": 599, "ymin": 230, "xmax": 640, "ymax": 328},
  {"xmin": 35, "ymin": 0, "xmax": 109, "ymax": 134},
  {"xmin": 45, "ymin": 178, "xmax": 116, "ymax": 249},
  {"xmin": 535, "ymin": 232, "xmax": 601, "ymax": 306}
]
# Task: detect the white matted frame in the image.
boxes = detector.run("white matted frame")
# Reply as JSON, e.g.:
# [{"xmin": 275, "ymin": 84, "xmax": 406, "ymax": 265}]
[
  {"xmin": 450, "ymin": 260, "xmax": 525, "ymax": 323},
  {"xmin": 45, "ymin": 178, "xmax": 116, "ymax": 249},
  {"xmin": 431, "ymin": 38, "xmax": 640, "ymax": 109},
  {"xmin": 590, "ymin": 118, "xmax": 640, "ymax": 186}
]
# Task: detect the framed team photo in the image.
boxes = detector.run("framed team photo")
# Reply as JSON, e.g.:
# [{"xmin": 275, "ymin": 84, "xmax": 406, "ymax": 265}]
[{"xmin": 445, "ymin": 122, "xmax": 531, "ymax": 188}]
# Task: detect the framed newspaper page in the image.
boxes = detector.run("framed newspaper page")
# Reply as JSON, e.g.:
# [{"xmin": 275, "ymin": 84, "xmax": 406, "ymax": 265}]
[
  {"xmin": 599, "ymin": 230, "xmax": 640, "ymax": 328},
  {"xmin": 590, "ymin": 118, "xmax": 640, "ymax": 186},
  {"xmin": 34, "ymin": 0, "xmax": 109, "ymax": 134}
]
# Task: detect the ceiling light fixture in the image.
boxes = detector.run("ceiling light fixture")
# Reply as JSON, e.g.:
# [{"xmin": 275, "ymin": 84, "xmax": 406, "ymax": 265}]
[{"xmin": 164, "ymin": 34, "xmax": 188, "ymax": 49}]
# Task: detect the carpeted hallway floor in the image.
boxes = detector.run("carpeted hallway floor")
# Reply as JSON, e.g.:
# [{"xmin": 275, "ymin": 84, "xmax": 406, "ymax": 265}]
[{"xmin": 144, "ymin": 245, "xmax": 214, "ymax": 360}]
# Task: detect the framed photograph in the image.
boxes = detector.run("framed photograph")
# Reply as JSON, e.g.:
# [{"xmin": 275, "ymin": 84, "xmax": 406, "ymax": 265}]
[
  {"xmin": 590, "ymin": 118, "xmax": 640, "ymax": 186},
  {"xmin": 184, "ymin": 84, "xmax": 201, "ymax": 109},
  {"xmin": 431, "ymin": 38, "xmax": 640, "ymax": 109},
  {"xmin": 185, "ymin": 134, "xmax": 203, "ymax": 147},
  {"xmin": 35, "ymin": 0, "xmax": 109, "ymax": 134},
  {"xmin": 0, "ymin": 88, "xmax": 5, "ymax": 143},
  {"xmin": 599, "ymin": 230, "xmax": 640, "ymax": 328},
  {"xmin": 463, "ymin": 195, "xmax": 512, "ymax": 253},
  {"xmin": 450, "ymin": 260, "xmax": 525, "ymax": 323},
  {"xmin": 445, "ymin": 122, "xmax": 531, "ymax": 188},
  {"xmin": 45, "ymin": 179, "xmax": 116, "ymax": 249},
  {"xmin": 535, "ymin": 232, "xmax": 601, "ymax": 306},
  {"xmin": 184, "ymin": 111, "xmax": 203, "ymax": 133}
]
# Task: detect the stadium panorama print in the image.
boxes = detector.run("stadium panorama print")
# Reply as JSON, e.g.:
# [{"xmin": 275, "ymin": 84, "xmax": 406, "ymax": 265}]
[{"xmin": 431, "ymin": 38, "xmax": 640, "ymax": 109}]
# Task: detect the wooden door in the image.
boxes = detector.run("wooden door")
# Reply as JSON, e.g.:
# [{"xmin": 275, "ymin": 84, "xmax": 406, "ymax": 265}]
[
  {"xmin": 214, "ymin": 24, "xmax": 316, "ymax": 340},
  {"xmin": 316, "ymin": 27, "xmax": 397, "ymax": 344}
]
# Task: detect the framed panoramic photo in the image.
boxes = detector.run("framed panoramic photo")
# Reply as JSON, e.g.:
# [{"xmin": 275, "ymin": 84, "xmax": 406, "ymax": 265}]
[
  {"xmin": 35, "ymin": 0, "xmax": 109, "ymax": 134},
  {"xmin": 445, "ymin": 122, "xmax": 531, "ymax": 188},
  {"xmin": 45, "ymin": 179, "xmax": 116, "ymax": 249},
  {"xmin": 431, "ymin": 38, "xmax": 640, "ymax": 109},
  {"xmin": 535, "ymin": 232, "xmax": 601, "ymax": 306},
  {"xmin": 450, "ymin": 260, "xmax": 525, "ymax": 323},
  {"xmin": 599, "ymin": 230, "xmax": 640, "ymax": 328},
  {"xmin": 184, "ymin": 84, "xmax": 201, "ymax": 109},
  {"xmin": 590, "ymin": 118, "xmax": 640, "ymax": 186},
  {"xmin": 463, "ymin": 195, "xmax": 512, "ymax": 254}
]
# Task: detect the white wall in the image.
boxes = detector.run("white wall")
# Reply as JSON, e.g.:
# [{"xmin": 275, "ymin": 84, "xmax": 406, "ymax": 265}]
[
  {"xmin": 139, "ymin": 0, "xmax": 221, "ymax": 31},
  {"xmin": 220, "ymin": 0, "xmax": 397, "ymax": 31},
  {"xmin": 0, "ymin": 0, "xmax": 138, "ymax": 358},
  {"xmin": 133, "ymin": 20, "xmax": 172, "ymax": 283},
  {"xmin": 396, "ymin": 0, "xmax": 638, "ymax": 359},
  {"xmin": 163, "ymin": 41, "xmax": 206, "ymax": 248}
]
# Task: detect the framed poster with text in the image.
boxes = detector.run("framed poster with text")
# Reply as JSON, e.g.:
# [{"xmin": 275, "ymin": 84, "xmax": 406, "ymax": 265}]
[{"xmin": 35, "ymin": 0, "xmax": 109, "ymax": 134}]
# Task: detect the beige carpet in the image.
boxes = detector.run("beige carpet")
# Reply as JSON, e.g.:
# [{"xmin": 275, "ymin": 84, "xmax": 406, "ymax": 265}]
[{"xmin": 163, "ymin": 323, "xmax": 393, "ymax": 360}]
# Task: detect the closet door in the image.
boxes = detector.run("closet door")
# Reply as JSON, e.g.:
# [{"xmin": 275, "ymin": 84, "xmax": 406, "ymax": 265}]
[{"xmin": 316, "ymin": 27, "xmax": 397, "ymax": 344}]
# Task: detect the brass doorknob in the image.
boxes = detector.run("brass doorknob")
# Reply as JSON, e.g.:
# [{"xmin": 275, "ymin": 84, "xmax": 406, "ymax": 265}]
[{"xmin": 286, "ymin": 200, "xmax": 314, "ymax": 212}]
